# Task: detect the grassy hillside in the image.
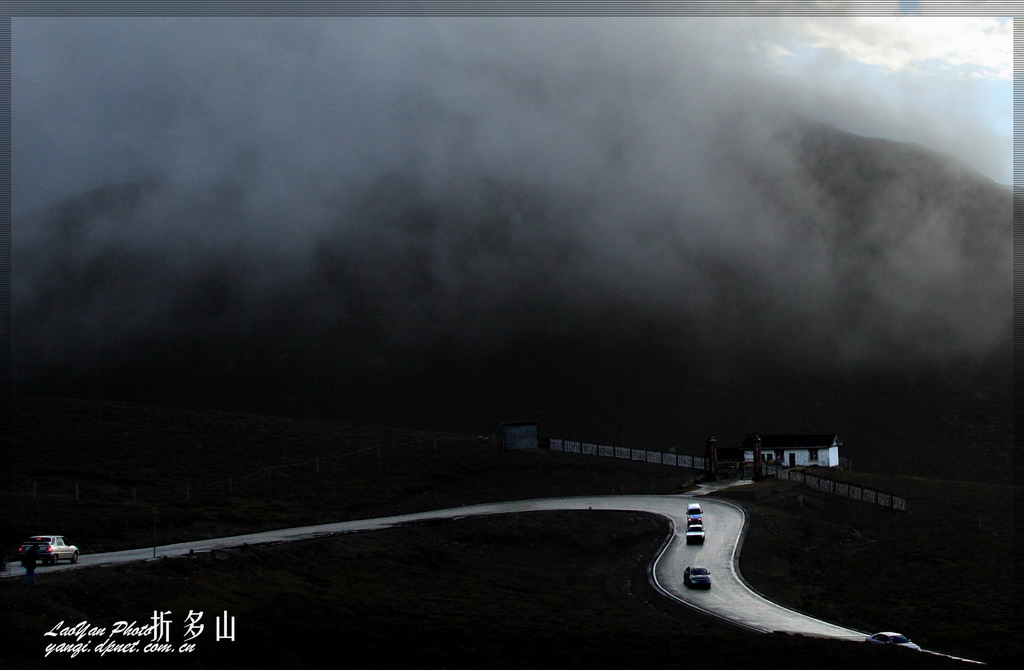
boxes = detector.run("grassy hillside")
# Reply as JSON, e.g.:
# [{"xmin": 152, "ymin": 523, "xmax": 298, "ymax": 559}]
[
  {"xmin": 3, "ymin": 394, "xmax": 696, "ymax": 552},
  {"xmin": 2, "ymin": 394, "xmax": 1014, "ymax": 667},
  {"xmin": 2, "ymin": 513, "xmax": 974, "ymax": 670},
  {"xmin": 715, "ymin": 476, "xmax": 1012, "ymax": 663}
]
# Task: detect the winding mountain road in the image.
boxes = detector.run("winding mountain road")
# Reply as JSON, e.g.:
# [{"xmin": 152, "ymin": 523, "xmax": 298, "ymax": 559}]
[{"xmin": 2, "ymin": 489, "xmax": 983, "ymax": 663}]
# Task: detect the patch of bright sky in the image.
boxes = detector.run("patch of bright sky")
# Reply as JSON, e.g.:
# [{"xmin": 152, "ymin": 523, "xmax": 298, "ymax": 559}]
[
  {"xmin": 793, "ymin": 17, "xmax": 1011, "ymax": 80},
  {"xmin": 765, "ymin": 15, "xmax": 1011, "ymax": 182}
]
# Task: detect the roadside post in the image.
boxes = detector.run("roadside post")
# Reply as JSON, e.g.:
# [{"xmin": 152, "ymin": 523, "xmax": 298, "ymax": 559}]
[
  {"xmin": 704, "ymin": 436, "xmax": 718, "ymax": 481},
  {"xmin": 753, "ymin": 435, "xmax": 764, "ymax": 481}
]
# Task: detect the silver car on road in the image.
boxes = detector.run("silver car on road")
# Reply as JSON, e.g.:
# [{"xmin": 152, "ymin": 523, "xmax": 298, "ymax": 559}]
[{"xmin": 18, "ymin": 535, "xmax": 80, "ymax": 565}]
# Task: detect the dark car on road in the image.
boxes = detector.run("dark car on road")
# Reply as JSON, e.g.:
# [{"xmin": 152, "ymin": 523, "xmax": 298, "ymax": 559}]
[
  {"xmin": 18, "ymin": 536, "xmax": 79, "ymax": 565},
  {"xmin": 683, "ymin": 565, "xmax": 711, "ymax": 589}
]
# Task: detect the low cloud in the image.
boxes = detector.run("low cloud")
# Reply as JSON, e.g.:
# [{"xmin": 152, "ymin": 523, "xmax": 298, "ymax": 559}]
[{"xmin": 12, "ymin": 18, "xmax": 1011, "ymax": 400}]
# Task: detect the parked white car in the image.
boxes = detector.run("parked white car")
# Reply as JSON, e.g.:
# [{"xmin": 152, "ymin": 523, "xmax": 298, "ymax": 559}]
[{"xmin": 865, "ymin": 632, "xmax": 920, "ymax": 651}]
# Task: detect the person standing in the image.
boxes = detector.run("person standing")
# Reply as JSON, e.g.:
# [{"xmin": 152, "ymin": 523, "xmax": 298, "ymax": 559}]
[{"xmin": 21, "ymin": 545, "xmax": 38, "ymax": 586}]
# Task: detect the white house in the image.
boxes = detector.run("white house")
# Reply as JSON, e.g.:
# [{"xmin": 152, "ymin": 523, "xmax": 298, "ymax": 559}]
[{"xmin": 736, "ymin": 434, "xmax": 842, "ymax": 468}]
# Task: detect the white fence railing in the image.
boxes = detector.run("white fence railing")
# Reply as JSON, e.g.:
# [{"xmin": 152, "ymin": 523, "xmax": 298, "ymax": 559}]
[
  {"xmin": 548, "ymin": 439, "xmax": 907, "ymax": 512},
  {"xmin": 785, "ymin": 469, "xmax": 907, "ymax": 512},
  {"xmin": 549, "ymin": 438, "xmax": 705, "ymax": 471}
]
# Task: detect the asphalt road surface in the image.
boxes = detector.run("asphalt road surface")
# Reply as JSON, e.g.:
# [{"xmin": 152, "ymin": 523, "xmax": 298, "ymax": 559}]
[{"xmin": 2, "ymin": 491, "xmax": 984, "ymax": 663}]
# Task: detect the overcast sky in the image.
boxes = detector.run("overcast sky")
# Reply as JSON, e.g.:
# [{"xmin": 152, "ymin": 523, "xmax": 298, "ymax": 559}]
[{"xmin": 13, "ymin": 13, "xmax": 1011, "ymax": 216}]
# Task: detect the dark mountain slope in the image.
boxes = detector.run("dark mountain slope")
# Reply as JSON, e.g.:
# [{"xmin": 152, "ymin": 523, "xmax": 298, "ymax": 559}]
[{"xmin": 12, "ymin": 116, "xmax": 1010, "ymax": 481}]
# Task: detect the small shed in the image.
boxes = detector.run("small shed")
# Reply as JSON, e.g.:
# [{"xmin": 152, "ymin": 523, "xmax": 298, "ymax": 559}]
[
  {"xmin": 731, "ymin": 434, "xmax": 842, "ymax": 468},
  {"xmin": 501, "ymin": 421, "xmax": 540, "ymax": 451}
]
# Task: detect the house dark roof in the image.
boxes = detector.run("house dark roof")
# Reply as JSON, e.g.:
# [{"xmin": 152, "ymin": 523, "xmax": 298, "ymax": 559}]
[{"xmin": 738, "ymin": 434, "xmax": 842, "ymax": 450}]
